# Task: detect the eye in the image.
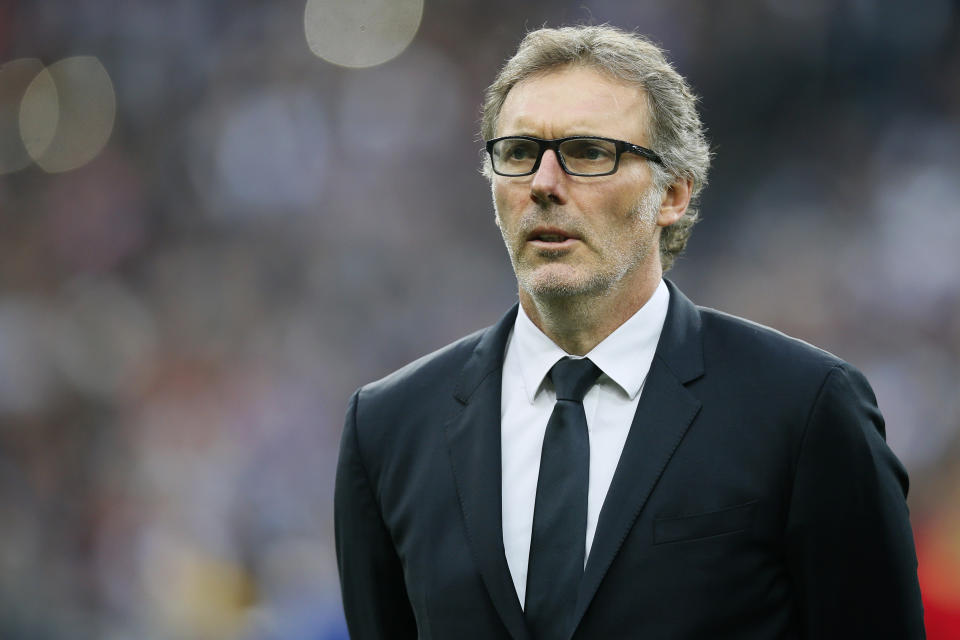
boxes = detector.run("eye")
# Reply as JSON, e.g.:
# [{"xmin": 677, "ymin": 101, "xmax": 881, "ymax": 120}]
[
  {"xmin": 582, "ymin": 146, "xmax": 603, "ymax": 160},
  {"xmin": 509, "ymin": 145, "xmax": 531, "ymax": 160},
  {"xmin": 494, "ymin": 139, "xmax": 539, "ymax": 164},
  {"xmin": 562, "ymin": 139, "xmax": 615, "ymax": 162}
]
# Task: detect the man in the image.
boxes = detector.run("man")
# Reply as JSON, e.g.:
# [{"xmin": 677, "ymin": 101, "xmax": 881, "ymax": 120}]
[{"xmin": 335, "ymin": 25, "xmax": 925, "ymax": 639}]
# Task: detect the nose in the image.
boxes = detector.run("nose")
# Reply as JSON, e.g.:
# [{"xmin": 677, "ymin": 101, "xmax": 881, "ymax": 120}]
[{"xmin": 529, "ymin": 149, "xmax": 568, "ymax": 206}]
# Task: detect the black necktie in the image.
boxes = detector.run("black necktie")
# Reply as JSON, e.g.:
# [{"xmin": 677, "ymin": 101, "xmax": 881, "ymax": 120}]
[{"xmin": 525, "ymin": 357, "xmax": 602, "ymax": 640}]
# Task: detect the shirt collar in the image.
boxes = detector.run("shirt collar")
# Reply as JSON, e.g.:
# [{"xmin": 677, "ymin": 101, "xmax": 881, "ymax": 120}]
[{"xmin": 511, "ymin": 279, "xmax": 670, "ymax": 403}]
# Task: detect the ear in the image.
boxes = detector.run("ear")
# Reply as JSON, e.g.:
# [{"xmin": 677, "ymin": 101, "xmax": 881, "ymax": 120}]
[{"xmin": 657, "ymin": 177, "xmax": 693, "ymax": 228}]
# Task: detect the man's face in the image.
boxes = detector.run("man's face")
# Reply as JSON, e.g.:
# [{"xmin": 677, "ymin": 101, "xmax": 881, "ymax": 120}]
[{"xmin": 492, "ymin": 65, "xmax": 666, "ymax": 301}]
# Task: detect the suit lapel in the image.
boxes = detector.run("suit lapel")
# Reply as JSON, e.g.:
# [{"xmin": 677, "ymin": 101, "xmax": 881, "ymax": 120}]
[
  {"xmin": 571, "ymin": 281, "xmax": 705, "ymax": 633},
  {"xmin": 445, "ymin": 305, "xmax": 532, "ymax": 640}
]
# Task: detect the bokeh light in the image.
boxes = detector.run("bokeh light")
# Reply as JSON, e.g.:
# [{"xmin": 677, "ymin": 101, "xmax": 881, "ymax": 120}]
[
  {"xmin": 0, "ymin": 58, "xmax": 45, "ymax": 174},
  {"xmin": 304, "ymin": 0, "xmax": 423, "ymax": 68},
  {"xmin": 19, "ymin": 56, "xmax": 116, "ymax": 173}
]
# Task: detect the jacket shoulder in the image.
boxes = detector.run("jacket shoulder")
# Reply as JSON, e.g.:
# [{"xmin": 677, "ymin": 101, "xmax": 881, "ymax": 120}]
[
  {"xmin": 357, "ymin": 326, "xmax": 487, "ymax": 408},
  {"xmin": 696, "ymin": 305, "xmax": 847, "ymax": 375}
]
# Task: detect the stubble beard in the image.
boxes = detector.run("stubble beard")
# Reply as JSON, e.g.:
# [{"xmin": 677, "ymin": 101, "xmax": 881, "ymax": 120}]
[{"xmin": 496, "ymin": 185, "xmax": 664, "ymax": 302}]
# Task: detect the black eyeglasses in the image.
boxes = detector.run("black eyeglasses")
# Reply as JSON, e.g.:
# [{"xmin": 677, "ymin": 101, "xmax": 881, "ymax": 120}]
[{"xmin": 485, "ymin": 135, "xmax": 662, "ymax": 177}]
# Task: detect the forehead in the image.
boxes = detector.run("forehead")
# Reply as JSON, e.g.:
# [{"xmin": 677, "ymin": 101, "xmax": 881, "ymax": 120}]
[{"xmin": 496, "ymin": 65, "xmax": 649, "ymax": 142}]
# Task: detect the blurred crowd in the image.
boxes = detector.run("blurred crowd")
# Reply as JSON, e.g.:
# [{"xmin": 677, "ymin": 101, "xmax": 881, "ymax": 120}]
[{"xmin": 1, "ymin": 1, "xmax": 959, "ymax": 638}]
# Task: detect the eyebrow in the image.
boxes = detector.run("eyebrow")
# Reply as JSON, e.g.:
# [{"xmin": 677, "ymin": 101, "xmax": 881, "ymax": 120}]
[
  {"xmin": 498, "ymin": 114, "xmax": 641, "ymax": 143},
  {"xmin": 496, "ymin": 127, "xmax": 624, "ymax": 141}
]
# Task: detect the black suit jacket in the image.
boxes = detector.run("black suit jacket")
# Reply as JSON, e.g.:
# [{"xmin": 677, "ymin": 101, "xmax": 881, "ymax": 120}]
[{"xmin": 335, "ymin": 281, "xmax": 924, "ymax": 639}]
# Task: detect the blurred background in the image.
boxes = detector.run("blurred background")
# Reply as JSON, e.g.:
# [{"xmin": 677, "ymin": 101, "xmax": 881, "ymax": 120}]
[{"xmin": 1, "ymin": 0, "xmax": 958, "ymax": 638}]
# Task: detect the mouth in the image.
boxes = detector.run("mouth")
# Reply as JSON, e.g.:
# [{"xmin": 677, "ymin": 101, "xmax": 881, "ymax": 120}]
[{"xmin": 526, "ymin": 226, "xmax": 581, "ymax": 248}]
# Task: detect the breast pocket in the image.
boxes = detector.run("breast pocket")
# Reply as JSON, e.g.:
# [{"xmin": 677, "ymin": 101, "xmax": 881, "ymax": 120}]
[{"xmin": 653, "ymin": 500, "xmax": 758, "ymax": 545}]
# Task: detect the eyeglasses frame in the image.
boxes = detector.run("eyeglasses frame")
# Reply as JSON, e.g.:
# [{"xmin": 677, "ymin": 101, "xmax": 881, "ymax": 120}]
[{"xmin": 485, "ymin": 135, "xmax": 663, "ymax": 177}]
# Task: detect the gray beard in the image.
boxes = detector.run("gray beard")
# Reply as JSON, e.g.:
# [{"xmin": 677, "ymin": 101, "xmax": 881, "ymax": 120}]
[{"xmin": 502, "ymin": 184, "xmax": 663, "ymax": 301}]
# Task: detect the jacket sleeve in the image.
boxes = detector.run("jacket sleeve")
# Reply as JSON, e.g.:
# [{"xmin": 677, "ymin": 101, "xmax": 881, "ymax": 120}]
[
  {"xmin": 335, "ymin": 390, "xmax": 418, "ymax": 639},
  {"xmin": 784, "ymin": 364, "xmax": 925, "ymax": 639}
]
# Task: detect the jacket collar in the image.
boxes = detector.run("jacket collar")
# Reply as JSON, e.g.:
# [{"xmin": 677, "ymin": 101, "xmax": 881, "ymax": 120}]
[
  {"xmin": 656, "ymin": 278, "xmax": 705, "ymax": 384},
  {"xmin": 570, "ymin": 278, "xmax": 704, "ymax": 634},
  {"xmin": 446, "ymin": 303, "xmax": 530, "ymax": 640},
  {"xmin": 446, "ymin": 279, "xmax": 705, "ymax": 639}
]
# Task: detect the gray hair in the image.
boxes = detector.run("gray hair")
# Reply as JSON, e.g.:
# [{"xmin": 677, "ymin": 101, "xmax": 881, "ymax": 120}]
[{"xmin": 481, "ymin": 25, "xmax": 711, "ymax": 271}]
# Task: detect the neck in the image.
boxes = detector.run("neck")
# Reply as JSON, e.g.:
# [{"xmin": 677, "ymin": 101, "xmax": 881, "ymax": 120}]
[{"xmin": 519, "ymin": 269, "xmax": 663, "ymax": 356}]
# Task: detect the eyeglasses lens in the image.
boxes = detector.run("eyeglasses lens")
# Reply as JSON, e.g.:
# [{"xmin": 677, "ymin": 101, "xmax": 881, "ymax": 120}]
[
  {"xmin": 558, "ymin": 139, "xmax": 617, "ymax": 175},
  {"xmin": 492, "ymin": 139, "xmax": 540, "ymax": 175}
]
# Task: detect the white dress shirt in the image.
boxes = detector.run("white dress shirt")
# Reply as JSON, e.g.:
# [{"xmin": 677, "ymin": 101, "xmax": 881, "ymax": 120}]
[{"xmin": 500, "ymin": 279, "xmax": 670, "ymax": 606}]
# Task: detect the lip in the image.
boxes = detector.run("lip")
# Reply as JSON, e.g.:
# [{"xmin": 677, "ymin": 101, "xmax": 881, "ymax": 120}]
[{"xmin": 525, "ymin": 226, "xmax": 582, "ymax": 249}]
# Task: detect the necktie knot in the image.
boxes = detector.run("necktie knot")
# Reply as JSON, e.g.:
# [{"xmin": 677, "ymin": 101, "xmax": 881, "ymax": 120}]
[{"xmin": 550, "ymin": 357, "xmax": 602, "ymax": 402}]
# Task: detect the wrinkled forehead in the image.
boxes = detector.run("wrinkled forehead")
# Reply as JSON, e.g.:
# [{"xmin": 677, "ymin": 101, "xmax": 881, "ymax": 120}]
[{"xmin": 495, "ymin": 65, "xmax": 651, "ymax": 143}]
